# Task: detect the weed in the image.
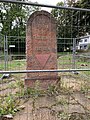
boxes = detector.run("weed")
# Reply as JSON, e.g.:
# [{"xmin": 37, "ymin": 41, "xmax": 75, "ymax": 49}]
[
  {"xmin": 8, "ymin": 82, "xmax": 17, "ymax": 89},
  {"xmin": 16, "ymin": 80, "xmax": 24, "ymax": 89},
  {"xmin": 24, "ymin": 87, "xmax": 43, "ymax": 99},
  {"xmin": 46, "ymin": 77, "xmax": 61, "ymax": 96},
  {"xmin": 47, "ymin": 85, "xmax": 56, "ymax": 96},
  {"xmin": 58, "ymin": 98, "xmax": 68, "ymax": 105},
  {"xmin": 0, "ymin": 94, "xmax": 19, "ymax": 115},
  {"xmin": 57, "ymin": 111, "xmax": 69, "ymax": 120},
  {"xmin": 81, "ymin": 81, "xmax": 90, "ymax": 93}
]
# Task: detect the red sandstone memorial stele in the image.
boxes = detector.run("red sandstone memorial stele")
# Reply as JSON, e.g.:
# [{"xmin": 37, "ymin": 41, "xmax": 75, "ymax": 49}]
[{"xmin": 25, "ymin": 10, "xmax": 57, "ymax": 88}]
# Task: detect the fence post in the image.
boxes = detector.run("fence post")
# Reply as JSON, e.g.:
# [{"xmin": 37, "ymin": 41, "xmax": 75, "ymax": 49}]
[
  {"xmin": 4, "ymin": 35, "xmax": 8, "ymax": 71},
  {"xmin": 72, "ymin": 38, "xmax": 76, "ymax": 69}
]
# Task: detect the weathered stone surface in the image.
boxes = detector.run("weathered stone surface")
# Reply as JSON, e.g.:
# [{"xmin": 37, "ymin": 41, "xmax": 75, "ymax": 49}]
[{"xmin": 25, "ymin": 10, "xmax": 57, "ymax": 88}]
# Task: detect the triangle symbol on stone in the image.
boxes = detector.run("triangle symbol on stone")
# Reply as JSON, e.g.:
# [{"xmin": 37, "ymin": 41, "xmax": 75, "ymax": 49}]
[{"xmin": 35, "ymin": 54, "xmax": 50, "ymax": 68}]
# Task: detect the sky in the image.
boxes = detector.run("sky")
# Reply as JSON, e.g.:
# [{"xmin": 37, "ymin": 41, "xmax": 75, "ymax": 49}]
[
  {"xmin": 31, "ymin": 0, "xmax": 64, "ymax": 5},
  {"xmin": 30, "ymin": 0, "xmax": 64, "ymax": 11}
]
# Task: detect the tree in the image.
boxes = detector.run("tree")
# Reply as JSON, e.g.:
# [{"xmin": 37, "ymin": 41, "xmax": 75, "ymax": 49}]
[
  {"xmin": 73, "ymin": 0, "xmax": 90, "ymax": 36},
  {"xmin": 0, "ymin": 0, "xmax": 40, "ymax": 36},
  {"xmin": 0, "ymin": 0, "xmax": 40, "ymax": 53},
  {"xmin": 51, "ymin": 0, "xmax": 90, "ymax": 51},
  {"xmin": 51, "ymin": 2, "xmax": 75, "ymax": 51}
]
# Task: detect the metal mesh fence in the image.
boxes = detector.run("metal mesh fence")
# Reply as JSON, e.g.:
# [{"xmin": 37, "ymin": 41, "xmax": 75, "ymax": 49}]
[{"xmin": 0, "ymin": 0, "xmax": 90, "ymax": 120}]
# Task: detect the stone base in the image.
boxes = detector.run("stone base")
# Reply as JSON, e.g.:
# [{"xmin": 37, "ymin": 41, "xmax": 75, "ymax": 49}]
[{"xmin": 25, "ymin": 75, "xmax": 58, "ymax": 89}]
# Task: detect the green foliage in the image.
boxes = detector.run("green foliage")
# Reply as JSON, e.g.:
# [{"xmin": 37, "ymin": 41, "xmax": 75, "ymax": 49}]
[
  {"xmin": 0, "ymin": 94, "xmax": 18, "ymax": 115},
  {"xmin": 25, "ymin": 87, "xmax": 41, "ymax": 98},
  {"xmin": 16, "ymin": 80, "xmax": 24, "ymax": 88},
  {"xmin": 24, "ymin": 83, "xmax": 45, "ymax": 99},
  {"xmin": 57, "ymin": 111, "xmax": 69, "ymax": 120},
  {"xmin": 51, "ymin": 2, "xmax": 67, "ymax": 38},
  {"xmin": 0, "ymin": 0, "xmax": 41, "ymax": 48},
  {"xmin": 72, "ymin": 0, "xmax": 90, "ymax": 36},
  {"xmin": 51, "ymin": 1, "xmax": 78, "ymax": 38},
  {"xmin": 81, "ymin": 81, "xmax": 90, "ymax": 93},
  {"xmin": 0, "ymin": 1, "xmax": 40, "ymax": 36},
  {"xmin": 51, "ymin": 2, "xmax": 74, "ymax": 51},
  {"xmin": 51, "ymin": 0, "xmax": 90, "ymax": 52},
  {"xmin": 47, "ymin": 85, "xmax": 56, "ymax": 96},
  {"xmin": 8, "ymin": 82, "xmax": 17, "ymax": 89}
]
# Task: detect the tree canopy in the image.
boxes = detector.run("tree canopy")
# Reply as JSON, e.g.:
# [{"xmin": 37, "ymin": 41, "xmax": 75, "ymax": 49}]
[
  {"xmin": 51, "ymin": 0, "xmax": 90, "ymax": 38},
  {"xmin": 51, "ymin": 0, "xmax": 90, "ymax": 51},
  {"xmin": 73, "ymin": 0, "xmax": 90, "ymax": 36},
  {"xmin": 0, "ymin": 0, "xmax": 90, "ymax": 52},
  {"xmin": 0, "ymin": 0, "xmax": 40, "ymax": 36}
]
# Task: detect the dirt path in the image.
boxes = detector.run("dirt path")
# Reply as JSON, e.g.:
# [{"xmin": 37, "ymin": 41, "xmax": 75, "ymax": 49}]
[{"xmin": 13, "ymin": 93, "xmax": 90, "ymax": 120}]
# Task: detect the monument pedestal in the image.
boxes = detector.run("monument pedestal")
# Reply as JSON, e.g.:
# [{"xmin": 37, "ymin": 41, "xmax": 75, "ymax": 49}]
[{"xmin": 25, "ymin": 74, "xmax": 58, "ymax": 88}]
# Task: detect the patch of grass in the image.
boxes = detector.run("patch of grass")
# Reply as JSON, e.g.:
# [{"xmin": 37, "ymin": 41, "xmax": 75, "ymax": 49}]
[
  {"xmin": 58, "ymin": 52, "xmax": 72, "ymax": 56},
  {"xmin": 81, "ymin": 81, "xmax": 90, "ymax": 93},
  {"xmin": 7, "ymin": 59, "xmax": 26, "ymax": 70},
  {"xmin": 58, "ymin": 53, "xmax": 90, "ymax": 77},
  {"xmin": 0, "ymin": 61, "xmax": 5, "ymax": 70},
  {"xmin": 24, "ymin": 87, "xmax": 45, "ymax": 99},
  {"xmin": 0, "ymin": 78, "xmax": 26, "ymax": 116},
  {"xmin": 0, "ymin": 59, "xmax": 26, "ymax": 71},
  {"xmin": 15, "ymin": 80, "xmax": 24, "ymax": 88},
  {"xmin": 57, "ymin": 111, "xmax": 69, "ymax": 120},
  {"xmin": 0, "ymin": 94, "xmax": 19, "ymax": 116},
  {"xmin": 8, "ymin": 82, "xmax": 17, "ymax": 89}
]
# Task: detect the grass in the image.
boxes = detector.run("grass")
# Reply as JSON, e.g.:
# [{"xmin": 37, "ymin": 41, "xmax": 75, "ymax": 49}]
[
  {"xmin": 0, "ymin": 93, "xmax": 20, "ymax": 116},
  {"xmin": 58, "ymin": 53, "xmax": 90, "ymax": 76},
  {"xmin": 0, "ymin": 59, "xmax": 26, "ymax": 71},
  {"xmin": 0, "ymin": 52, "xmax": 90, "ymax": 76}
]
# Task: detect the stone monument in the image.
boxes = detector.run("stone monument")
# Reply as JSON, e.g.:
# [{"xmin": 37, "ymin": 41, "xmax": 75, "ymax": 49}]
[{"xmin": 25, "ymin": 10, "xmax": 57, "ymax": 88}]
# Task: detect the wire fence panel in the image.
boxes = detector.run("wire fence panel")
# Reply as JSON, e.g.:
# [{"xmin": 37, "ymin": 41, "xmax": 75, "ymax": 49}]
[{"xmin": 0, "ymin": 0, "xmax": 90, "ymax": 120}]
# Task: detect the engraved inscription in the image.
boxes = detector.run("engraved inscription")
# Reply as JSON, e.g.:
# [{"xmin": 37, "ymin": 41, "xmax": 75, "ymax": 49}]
[
  {"xmin": 35, "ymin": 47, "xmax": 50, "ymax": 52},
  {"xmin": 32, "ymin": 36, "xmax": 48, "ymax": 40}
]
